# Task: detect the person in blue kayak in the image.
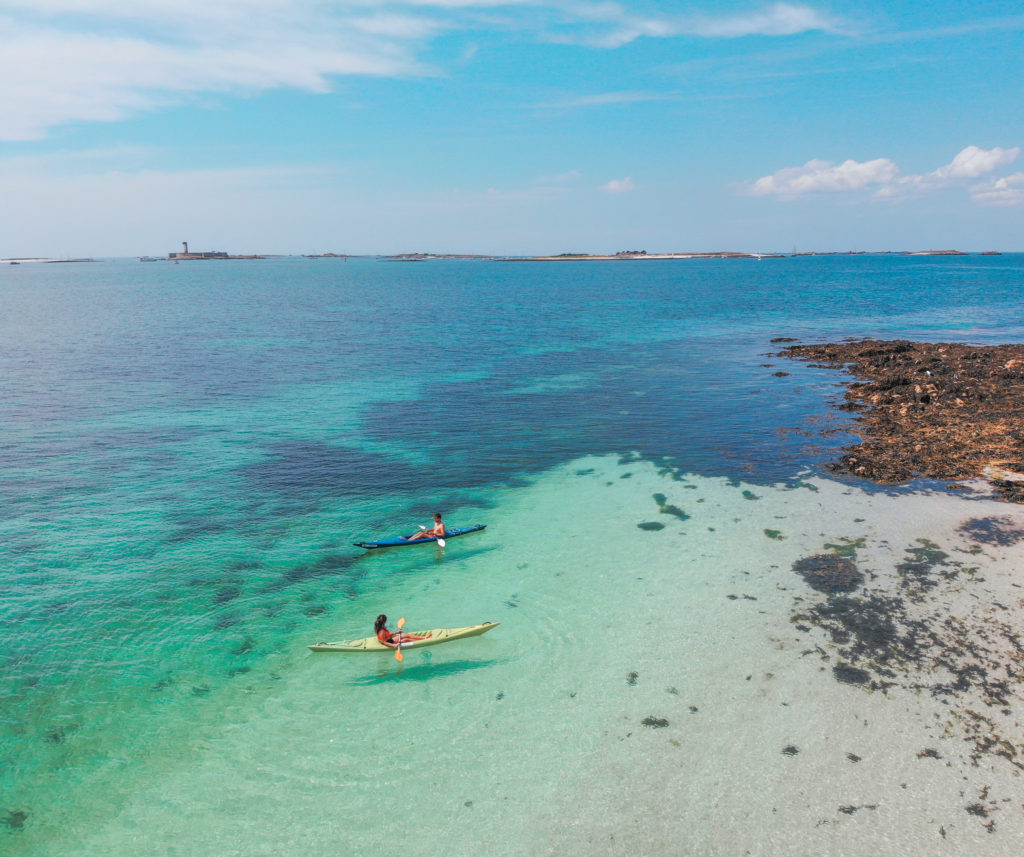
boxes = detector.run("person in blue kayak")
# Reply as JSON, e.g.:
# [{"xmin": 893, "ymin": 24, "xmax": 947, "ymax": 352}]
[
  {"xmin": 403, "ymin": 512, "xmax": 446, "ymax": 541},
  {"xmin": 374, "ymin": 614, "xmax": 428, "ymax": 647}
]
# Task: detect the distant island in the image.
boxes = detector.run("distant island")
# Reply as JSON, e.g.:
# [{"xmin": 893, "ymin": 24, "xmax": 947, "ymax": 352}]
[
  {"xmin": 513, "ymin": 251, "xmax": 785, "ymax": 261},
  {"xmin": 2, "ymin": 249, "xmax": 1011, "ymax": 266},
  {"xmin": 373, "ymin": 249, "xmax": 1005, "ymax": 262},
  {"xmin": 2, "ymin": 257, "xmax": 96, "ymax": 264}
]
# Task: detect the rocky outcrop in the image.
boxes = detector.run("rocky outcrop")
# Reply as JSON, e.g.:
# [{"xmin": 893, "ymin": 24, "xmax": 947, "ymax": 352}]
[{"xmin": 779, "ymin": 339, "xmax": 1024, "ymax": 501}]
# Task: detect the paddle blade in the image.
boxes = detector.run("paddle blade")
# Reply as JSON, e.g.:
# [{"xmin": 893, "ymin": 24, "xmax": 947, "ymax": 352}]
[
  {"xmin": 395, "ymin": 617, "xmax": 405, "ymax": 661},
  {"xmin": 436, "ymin": 538, "xmax": 446, "ymax": 548}
]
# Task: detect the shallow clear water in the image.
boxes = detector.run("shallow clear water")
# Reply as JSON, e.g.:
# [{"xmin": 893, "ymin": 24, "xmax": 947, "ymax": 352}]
[{"xmin": 3, "ymin": 254, "xmax": 1024, "ymax": 855}]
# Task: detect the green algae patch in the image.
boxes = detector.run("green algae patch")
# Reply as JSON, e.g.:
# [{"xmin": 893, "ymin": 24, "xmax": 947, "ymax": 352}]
[
  {"xmin": 764, "ymin": 529, "xmax": 786, "ymax": 540},
  {"xmin": 896, "ymin": 538, "xmax": 954, "ymax": 598},
  {"xmin": 637, "ymin": 522, "xmax": 665, "ymax": 531},
  {"xmin": 823, "ymin": 537, "xmax": 866, "ymax": 559}
]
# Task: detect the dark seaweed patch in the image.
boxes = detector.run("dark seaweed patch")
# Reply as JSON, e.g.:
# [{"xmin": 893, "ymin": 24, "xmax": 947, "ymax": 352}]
[
  {"xmin": 44, "ymin": 724, "xmax": 76, "ymax": 744},
  {"xmin": 764, "ymin": 529, "xmax": 786, "ymax": 540},
  {"xmin": 742, "ymin": 490, "xmax": 760, "ymax": 500},
  {"xmin": 642, "ymin": 716, "xmax": 669, "ymax": 728},
  {"xmin": 791, "ymin": 540, "xmax": 1024, "ymax": 783},
  {"xmin": 652, "ymin": 493, "xmax": 690, "ymax": 520},
  {"xmin": 959, "ymin": 516, "xmax": 1024, "ymax": 546},
  {"xmin": 214, "ymin": 586, "xmax": 241, "ymax": 605},
  {"xmin": 792, "ymin": 554, "xmax": 864, "ymax": 593},
  {"xmin": 627, "ymin": 671, "xmax": 638, "ymax": 686},
  {"xmin": 2, "ymin": 810, "xmax": 28, "ymax": 830},
  {"xmin": 782, "ymin": 745, "xmax": 799, "ymax": 756},
  {"xmin": 637, "ymin": 522, "xmax": 665, "ymax": 531},
  {"xmin": 263, "ymin": 552, "xmax": 361, "ymax": 594},
  {"xmin": 833, "ymin": 664, "xmax": 871, "ymax": 686},
  {"xmin": 895, "ymin": 539, "xmax": 952, "ymax": 597},
  {"xmin": 232, "ymin": 637, "xmax": 256, "ymax": 656},
  {"xmin": 838, "ymin": 804, "xmax": 877, "ymax": 815}
]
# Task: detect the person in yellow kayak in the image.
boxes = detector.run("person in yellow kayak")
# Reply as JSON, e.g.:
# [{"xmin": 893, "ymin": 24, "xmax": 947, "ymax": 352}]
[
  {"xmin": 375, "ymin": 614, "xmax": 429, "ymax": 647},
  {"xmin": 403, "ymin": 512, "xmax": 446, "ymax": 541}
]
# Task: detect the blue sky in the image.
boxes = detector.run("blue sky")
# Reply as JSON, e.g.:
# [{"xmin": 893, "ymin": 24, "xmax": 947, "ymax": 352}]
[{"xmin": 1, "ymin": 1, "xmax": 1022, "ymax": 255}]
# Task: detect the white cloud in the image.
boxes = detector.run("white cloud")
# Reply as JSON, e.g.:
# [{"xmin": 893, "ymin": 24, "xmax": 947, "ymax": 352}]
[
  {"xmin": 931, "ymin": 144, "xmax": 1019, "ymax": 179},
  {"xmin": 751, "ymin": 145, "xmax": 1023, "ymax": 206},
  {"xmin": 685, "ymin": 2, "xmax": 842, "ymax": 38},
  {"xmin": 971, "ymin": 172, "xmax": 1024, "ymax": 207},
  {"xmin": 750, "ymin": 157, "xmax": 897, "ymax": 196},
  {"xmin": 600, "ymin": 176, "xmax": 634, "ymax": 193},
  {"xmin": 554, "ymin": 2, "xmax": 843, "ymax": 49},
  {"xmin": 0, "ymin": 1, "xmax": 850, "ymax": 139},
  {"xmin": 535, "ymin": 90, "xmax": 676, "ymax": 109}
]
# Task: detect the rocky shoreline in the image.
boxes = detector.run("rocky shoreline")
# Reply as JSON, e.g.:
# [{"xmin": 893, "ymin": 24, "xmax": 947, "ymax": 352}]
[{"xmin": 778, "ymin": 339, "xmax": 1024, "ymax": 501}]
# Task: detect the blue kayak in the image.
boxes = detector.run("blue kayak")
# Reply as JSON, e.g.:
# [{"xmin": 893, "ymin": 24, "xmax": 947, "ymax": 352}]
[{"xmin": 354, "ymin": 524, "xmax": 486, "ymax": 549}]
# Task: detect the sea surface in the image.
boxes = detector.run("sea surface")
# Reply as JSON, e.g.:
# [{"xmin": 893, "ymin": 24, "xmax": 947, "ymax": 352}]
[{"xmin": 3, "ymin": 254, "xmax": 1024, "ymax": 855}]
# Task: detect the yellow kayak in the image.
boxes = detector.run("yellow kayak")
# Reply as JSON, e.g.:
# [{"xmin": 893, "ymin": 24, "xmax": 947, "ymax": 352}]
[{"xmin": 308, "ymin": 622, "xmax": 499, "ymax": 653}]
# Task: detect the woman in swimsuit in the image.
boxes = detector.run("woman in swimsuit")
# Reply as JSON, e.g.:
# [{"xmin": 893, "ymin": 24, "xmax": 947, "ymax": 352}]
[
  {"xmin": 403, "ymin": 512, "xmax": 446, "ymax": 541},
  {"xmin": 374, "ymin": 614, "xmax": 429, "ymax": 647}
]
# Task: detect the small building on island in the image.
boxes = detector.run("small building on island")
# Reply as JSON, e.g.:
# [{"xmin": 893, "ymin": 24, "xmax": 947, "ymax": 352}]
[{"xmin": 168, "ymin": 241, "xmax": 229, "ymax": 260}]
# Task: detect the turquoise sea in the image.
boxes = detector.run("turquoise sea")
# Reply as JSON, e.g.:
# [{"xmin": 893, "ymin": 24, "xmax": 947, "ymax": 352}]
[{"xmin": 3, "ymin": 255, "xmax": 1024, "ymax": 855}]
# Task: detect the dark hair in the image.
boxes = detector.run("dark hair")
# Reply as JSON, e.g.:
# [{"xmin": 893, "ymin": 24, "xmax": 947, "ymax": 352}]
[
  {"xmin": 433, "ymin": 512, "xmax": 442, "ymax": 520},
  {"xmin": 374, "ymin": 614, "xmax": 387, "ymax": 633}
]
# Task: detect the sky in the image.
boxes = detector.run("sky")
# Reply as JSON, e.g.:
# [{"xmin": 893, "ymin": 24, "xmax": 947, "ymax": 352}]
[{"xmin": 0, "ymin": 1, "xmax": 1022, "ymax": 256}]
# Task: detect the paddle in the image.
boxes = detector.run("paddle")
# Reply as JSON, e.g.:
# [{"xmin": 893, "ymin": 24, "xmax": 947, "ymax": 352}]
[{"xmin": 394, "ymin": 617, "xmax": 406, "ymax": 662}]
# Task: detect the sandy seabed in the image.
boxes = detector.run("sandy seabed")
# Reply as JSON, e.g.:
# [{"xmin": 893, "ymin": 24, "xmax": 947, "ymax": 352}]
[{"xmin": 16, "ymin": 456, "xmax": 1024, "ymax": 857}]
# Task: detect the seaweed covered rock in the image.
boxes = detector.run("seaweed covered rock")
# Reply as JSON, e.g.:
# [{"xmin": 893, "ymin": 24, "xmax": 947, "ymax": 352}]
[{"xmin": 780, "ymin": 339, "xmax": 1024, "ymax": 501}]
